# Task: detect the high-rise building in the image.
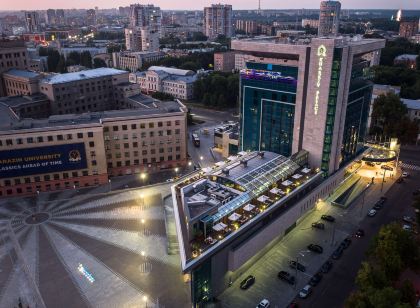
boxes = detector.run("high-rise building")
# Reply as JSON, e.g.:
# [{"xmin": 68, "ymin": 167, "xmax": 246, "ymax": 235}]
[
  {"xmin": 204, "ymin": 4, "xmax": 233, "ymax": 40},
  {"xmin": 318, "ymin": 1, "xmax": 341, "ymax": 37},
  {"xmin": 55, "ymin": 9, "xmax": 65, "ymax": 25},
  {"xmin": 45, "ymin": 9, "xmax": 56, "ymax": 25},
  {"xmin": 86, "ymin": 9, "xmax": 96, "ymax": 26},
  {"xmin": 235, "ymin": 20, "xmax": 258, "ymax": 35},
  {"xmin": 399, "ymin": 20, "xmax": 418, "ymax": 38},
  {"xmin": 125, "ymin": 4, "xmax": 161, "ymax": 52},
  {"xmin": 24, "ymin": 11, "xmax": 40, "ymax": 33},
  {"xmin": 232, "ymin": 36, "xmax": 385, "ymax": 175}
]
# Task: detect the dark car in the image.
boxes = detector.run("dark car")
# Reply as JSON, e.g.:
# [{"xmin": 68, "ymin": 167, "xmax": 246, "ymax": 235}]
[
  {"xmin": 308, "ymin": 244, "xmax": 323, "ymax": 254},
  {"xmin": 396, "ymin": 177, "xmax": 404, "ymax": 184},
  {"xmin": 321, "ymin": 215, "xmax": 335, "ymax": 222},
  {"xmin": 321, "ymin": 260, "xmax": 333, "ymax": 273},
  {"xmin": 332, "ymin": 247, "xmax": 343, "ymax": 260},
  {"xmin": 340, "ymin": 237, "xmax": 352, "ymax": 249},
  {"xmin": 287, "ymin": 302, "xmax": 299, "ymax": 308},
  {"xmin": 240, "ymin": 275, "xmax": 255, "ymax": 290},
  {"xmin": 309, "ymin": 272, "xmax": 323, "ymax": 286},
  {"xmin": 278, "ymin": 270, "xmax": 296, "ymax": 285},
  {"xmin": 373, "ymin": 202, "xmax": 383, "ymax": 210},
  {"xmin": 355, "ymin": 229, "xmax": 365, "ymax": 238},
  {"xmin": 289, "ymin": 260, "xmax": 306, "ymax": 272},
  {"xmin": 312, "ymin": 222, "xmax": 325, "ymax": 230}
]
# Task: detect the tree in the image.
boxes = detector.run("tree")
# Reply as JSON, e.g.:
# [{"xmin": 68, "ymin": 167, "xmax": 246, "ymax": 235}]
[
  {"xmin": 189, "ymin": 32, "xmax": 208, "ymax": 42},
  {"xmin": 345, "ymin": 291, "xmax": 369, "ymax": 308},
  {"xmin": 93, "ymin": 58, "xmax": 107, "ymax": 68},
  {"xmin": 180, "ymin": 61, "xmax": 198, "ymax": 71},
  {"xmin": 80, "ymin": 51, "xmax": 92, "ymax": 68},
  {"xmin": 46, "ymin": 49, "xmax": 60, "ymax": 72},
  {"xmin": 67, "ymin": 51, "xmax": 81, "ymax": 65},
  {"xmin": 399, "ymin": 280, "xmax": 416, "ymax": 307},
  {"xmin": 370, "ymin": 93, "xmax": 408, "ymax": 138},
  {"xmin": 367, "ymin": 287, "xmax": 402, "ymax": 308},
  {"xmin": 56, "ymin": 54, "xmax": 67, "ymax": 73}
]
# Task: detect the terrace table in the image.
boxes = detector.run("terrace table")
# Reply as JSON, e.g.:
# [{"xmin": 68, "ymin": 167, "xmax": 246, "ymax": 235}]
[{"xmin": 228, "ymin": 212, "xmax": 241, "ymax": 222}]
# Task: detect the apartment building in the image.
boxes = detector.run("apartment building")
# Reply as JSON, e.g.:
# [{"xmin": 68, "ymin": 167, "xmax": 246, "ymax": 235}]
[
  {"xmin": 2, "ymin": 69, "xmax": 43, "ymax": 96},
  {"xmin": 204, "ymin": 4, "xmax": 233, "ymax": 40},
  {"xmin": 112, "ymin": 51, "xmax": 165, "ymax": 72}
]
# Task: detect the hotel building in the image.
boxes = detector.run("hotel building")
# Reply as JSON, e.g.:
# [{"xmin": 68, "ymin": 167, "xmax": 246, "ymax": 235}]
[
  {"xmin": 0, "ymin": 98, "xmax": 188, "ymax": 197},
  {"xmin": 232, "ymin": 36, "xmax": 385, "ymax": 175}
]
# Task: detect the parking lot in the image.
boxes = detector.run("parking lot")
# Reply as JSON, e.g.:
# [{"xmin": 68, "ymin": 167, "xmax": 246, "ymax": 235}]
[{"xmin": 219, "ymin": 162, "xmax": 401, "ymax": 308}]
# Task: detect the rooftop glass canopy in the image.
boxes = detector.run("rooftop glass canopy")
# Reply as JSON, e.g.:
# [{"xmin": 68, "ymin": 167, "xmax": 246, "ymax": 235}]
[{"xmin": 202, "ymin": 155, "xmax": 300, "ymax": 224}]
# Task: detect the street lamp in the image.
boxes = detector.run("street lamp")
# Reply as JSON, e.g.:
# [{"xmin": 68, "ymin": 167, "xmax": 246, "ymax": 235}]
[
  {"xmin": 199, "ymin": 156, "xmax": 203, "ymax": 161},
  {"xmin": 188, "ymin": 161, "xmax": 192, "ymax": 167},
  {"xmin": 143, "ymin": 295, "xmax": 148, "ymax": 308},
  {"xmin": 140, "ymin": 173, "xmax": 147, "ymax": 186},
  {"xmin": 108, "ymin": 179, "xmax": 112, "ymax": 192}
]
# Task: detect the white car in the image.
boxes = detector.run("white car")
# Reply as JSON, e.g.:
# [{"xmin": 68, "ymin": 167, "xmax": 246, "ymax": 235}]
[
  {"xmin": 256, "ymin": 299, "xmax": 270, "ymax": 308},
  {"xmin": 403, "ymin": 224, "xmax": 412, "ymax": 231},
  {"xmin": 299, "ymin": 285, "xmax": 312, "ymax": 299},
  {"xmin": 402, "ymin": 172, "xmax": 409, "ymax": 178},
  {"xmin": 367, "ymin": 209, "xmax": 377, "ymax": 217},
  {"xmin": 403, "ymin": 216, "xmax": 415, "ymax": 224}
]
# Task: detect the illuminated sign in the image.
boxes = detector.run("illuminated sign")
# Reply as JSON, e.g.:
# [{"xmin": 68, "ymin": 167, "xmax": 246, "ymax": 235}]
[
  {"xmin": 0, "ymin": 143, "xmax": 87, "ymax": 178},
  {"xmin": 240, "ymin": 69, "xmax": 297, "ymax": 85},
  {"xmin": 314, "ymin": 45, "xmax": 327, "ymax": 115}
]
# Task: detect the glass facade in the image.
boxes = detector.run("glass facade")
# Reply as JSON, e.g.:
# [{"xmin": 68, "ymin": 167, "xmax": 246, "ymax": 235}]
[
  {"xmin": 321, "ymin": 48, "xmax": 342, "ymax": 173},
  {"xmin": 191, "ymin": 259, "xmax": 212, "ymax": 307},
  {"xmin": 340, "ymin": 58, "xmax": 373, "ymax": 166},
  {"xmin": 240, "ymin": 62, "xmax": 298, "ymax": 157}
]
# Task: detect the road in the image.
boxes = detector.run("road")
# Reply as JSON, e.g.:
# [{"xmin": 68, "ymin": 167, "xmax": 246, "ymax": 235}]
[
  {"xmin": 187, "ymin": 106, "xmax": 238, "ymax": 168},
  {"xmin": 296, "ymin": 146, "xmax": 420, "ymax": 308}
]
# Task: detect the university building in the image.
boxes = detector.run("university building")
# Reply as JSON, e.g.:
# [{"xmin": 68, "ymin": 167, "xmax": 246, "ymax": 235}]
[{"xmin": 0, "ymin": 98, "xmax": 188, "ymax": 197}]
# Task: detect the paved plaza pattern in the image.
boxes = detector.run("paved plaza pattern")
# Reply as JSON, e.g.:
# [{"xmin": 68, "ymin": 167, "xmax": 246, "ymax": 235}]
[{"xmin": 0, "ymin": 188, "xmax": 190, "ymax": 308}]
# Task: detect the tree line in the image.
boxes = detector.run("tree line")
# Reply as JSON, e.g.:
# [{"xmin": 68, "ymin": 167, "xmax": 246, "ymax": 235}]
[
  {"xmin": 142, "ymin": 52, "xmax": 214, "ymax": 72},
  {"xmin": 39, "ymin": 47, "xmax": 107, "ymax": 73},
  {"xmin": 346, "ymin": 223, "xmax": 420, "ymax": 308},
  {"xmin": 370, "ymin": 93, "xmax": 419, "ymax": 144},
  {"xmin": 193, "ymin": 72, "xmax": 239, "ymax": 108}
]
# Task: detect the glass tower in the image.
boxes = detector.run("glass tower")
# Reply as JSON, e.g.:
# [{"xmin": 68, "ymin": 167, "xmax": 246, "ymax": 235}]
[{"xmin": 240, "ymin": 62, "xmax": 298, "ymax": 157}]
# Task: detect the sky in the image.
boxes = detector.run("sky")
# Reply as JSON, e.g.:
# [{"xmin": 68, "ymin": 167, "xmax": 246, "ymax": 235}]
[{"xmin": 0, "ymin": 0, "xmax": 418, "ymax": 11}]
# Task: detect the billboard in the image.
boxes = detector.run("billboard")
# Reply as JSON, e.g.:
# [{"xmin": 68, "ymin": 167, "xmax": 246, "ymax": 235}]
[{"xmin": 0, "ymin": 143, "xmax": 87, "ymax": 179}]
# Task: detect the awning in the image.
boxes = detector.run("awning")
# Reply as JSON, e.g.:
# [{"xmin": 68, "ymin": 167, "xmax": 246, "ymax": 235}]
[
  {"xmin": 257, "ymin": 195, "xmax": 271, "ymax": 203},
  {"xmin": 270, "ymin": 187, "xmax": 284, "ymax": 195},
  {"xmin": 281, "ymin": 180, "xmax": 293, "ymax": 186},
  {"xmin": 301, "ymin": 167, "xmax": 311, "ymax": 174},
  {"xmin": 212, "ymin": 222, "xmax": 227, "ymax": 231},
  {"xmin": 292, "ymin": 174, "xmax": 302, "ymax": 179},
  {"xmin": 228, "ymin": 213, "xmax": 241, "ymax": 222},
  {"xmin": 243, "ymin": 204, "xmax": 255, "ymax": 212}
]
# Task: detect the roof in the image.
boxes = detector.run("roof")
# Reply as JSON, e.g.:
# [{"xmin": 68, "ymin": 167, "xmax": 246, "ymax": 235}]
[
  {"xmin": 40, "ymin": 68, "xmax": 127, "ymax": 85},
  {"xmin": 395, "ymin": 54, "xmax": 418, "ymax": 61},
  {"xmin": 3, "ymin": 69, "xmax": 41, "ymax": 79},
  {"xmin": 402, "ymin": 98, "xmax": 420, "ymax": 110},
  {"xmin": 148, "ymin": 66, "xmax": 195, "ymax": 76}
]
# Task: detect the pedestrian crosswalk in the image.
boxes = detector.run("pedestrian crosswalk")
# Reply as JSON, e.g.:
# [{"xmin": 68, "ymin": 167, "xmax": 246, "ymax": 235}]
[{"xmin": 400, "ymin": 162, "xmax": 420, "ymax": 171}]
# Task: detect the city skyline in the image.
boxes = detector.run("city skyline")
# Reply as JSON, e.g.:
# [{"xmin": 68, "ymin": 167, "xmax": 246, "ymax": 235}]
[{"xmin": 0, "ymin": 0, "xmax": 419, "ymax": 11}]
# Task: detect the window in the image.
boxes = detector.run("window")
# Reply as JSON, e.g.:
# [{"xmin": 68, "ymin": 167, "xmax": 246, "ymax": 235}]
[
  {"xmin": 104, "ymin": 127, "xmax": 109, "ymax": 132},
  {"xmin": 57, "ymin": 135, "xmax": 63, "ymax": 141},
  {"xmin": 150, "ymin": 132, "xmax": 154, "ymax": 137},
  {"xmin": 149, "ymin": 123, "xmax": 154, "ymax": 128},
  {"xmin": 53, "ymin": 174, "xmax": 60, "ymax": 180},
  {"xmin": 66, "ymin": 134, "xmax": 73, "ymax": 140},
  {"xmin": 124, "ymin": 143, "xmax": 129, "ymax": 149},
  {"xmin": 122, "ymin": 125, "xmax": 128, "ymax": 131},
  {"xmin": 142, "ymin": 150, "xmax": 147, "ymax": 155},
  {"xmin": 166, "ymin": 121, "xmax": 171, "ymax": 126},
  {"xmin": 37, "ymin": 136, "xmax": 44, "ymax": 143},
  {"xmin": 27, "ymin": 137, "xmax": 34, "ymax": 143},
  {"xmin": 131, "ymin": 124, "xmax": 137, "ymax": 129},
  {"xmin": 133, "ymin": 142, "xmax": 138, "ymax": 147},
  {"xmin": 44, "ymin": 175, "xmax": 51, "ymax": 181},
  {"xmin": 82, "ymin": 171, "xmax": 88, "ymax": 176},
  {"xmin": 63, "ymin": 173, "xmax": 69, "ymax": 179},
  {"xmin": 175, "ymin": 120, "xmax": 180, "ymax": 125},
  {"xmin": 47, "ymin": 136, "xmax": 53, "ymax": 142},
  {"xmin": 72, "ymin": 171, "xmax": 78, "ymax": 177},
  {"xmin": 77, "ymin": 133, "xmax": 83, "ymax": 139},
  {"xmin": 87, "ymin": 132, "xmax": 94, "ymax": 138},
  {"xmin": 167, "ymin": 130, "xmax": 172, "ymax": 136},
  {"xmin": 89, "ymin": 141, "xmax": 95, "ymax": 147},
  {"xmin": 140, "ymin": 123, "xmax": 146, "ymax": 129},
  {"xmin": 113, "ymin": 126, "xmax": 119, "ymax": 131},
  {"xmin": 159, "ymin": 148, "xmax": 164, "ymax": 153},
  {"xmin": 158, "ymin": 122, "xmax": 163, "ymax": 127},
  {"xmin": 6, "ymin": 139, "xmax": 13, "ymax": 146},
  {"xmin": 24, "ymin": 177, "xmax": 30, "ymax": 184}
]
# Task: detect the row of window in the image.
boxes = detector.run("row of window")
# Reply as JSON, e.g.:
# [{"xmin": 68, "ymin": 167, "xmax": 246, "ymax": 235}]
[
  {"xmin": 104, "ymin": 120, "xmax": 181, "ymax": 132},
  {"xmin": 107, "ymin": 154, "xmax": 181, "ymax": 168},
  {"xmin": 0, "ymin": 132, "xmax": 94, "ymax": 146},
  {"xmin": 107, "ymin": 146, "xmax": 181, "ymax": 158}
]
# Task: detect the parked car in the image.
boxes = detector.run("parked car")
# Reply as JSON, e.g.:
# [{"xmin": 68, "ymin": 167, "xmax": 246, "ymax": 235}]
[
  {"xmin": 307, "ymin": 244, "xmax": 323, "ymax": 254},
  {"xmin": 366, "ymin": 162, "xmax": 375, "ymax": 167},
  {"xmin": 403, "ymin": 224, "xmax": 412, "ymax": 232},
  {"xmin": 311, "ymin": 222, "xmax": 325, "ymax": 230},
  {"xmin": 402, "ymin": 172, "xmax": 409, "ymax": 178},
  {"xmin": 256, "ymin": 299, "xmax": 270, "ymax": 308},
  {"xmin": 396, "ymin": 177, "xmax": 404, "ymax": 183},
  {"xmin": 240, "ymin": 275, "xmax": 255, "ymax": 290},
  {"xmin": 355, "ymin": 229, "xmax": 365, "ymax": 238},
  {"xmin": 367, "ymin": 209, "xmax": 377, "ymax": 217},
  {"xmin": 321, "ymin": 215, "xmax": 335, "ymax": 222},
  {"xmin": 289, "ymin": 260, "xmax": 306, "ymax": 272},
  {"xmin": 373, "ymin": 202, "xmax": 383, "ymax": 210},
  {"xmin": 340, "ymin": 237, "xmax": 352, "ymax": 249},
  {"xmin": 332, "ymin": 247, "xmax": 343, "ymax": 260},
  {"xmin": 321, "ymin": 260, "xmax": 333, "ymax": 273},
  {"xmin": 309, "ymin": 272, "xmax": 323, "ymax": 286},
  {"xmin": 403, "ymin": 216, "xmax": 415, "ymax": 224},
  {"xmin": 278, "ymin": 271, "xmax": 295, "ymax": 285},
  {"xmin": 299, "ymin": 285, "xmax": 313, "ymax": 299}
]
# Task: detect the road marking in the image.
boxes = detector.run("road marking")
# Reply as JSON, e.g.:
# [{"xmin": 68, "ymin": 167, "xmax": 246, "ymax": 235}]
[{"xmin": 400, "ymin": 163, "xmax": 420, "ymax": 171}]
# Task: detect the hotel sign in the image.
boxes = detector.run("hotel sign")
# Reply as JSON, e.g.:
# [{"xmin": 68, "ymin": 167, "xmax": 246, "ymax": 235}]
[
  {"xmin": 314, "ymin": 45, "xmax": 327, "ymax": 115},
  {"xmin": 0, "ymin": 143, "xmax": 87, "ymax": 178}
]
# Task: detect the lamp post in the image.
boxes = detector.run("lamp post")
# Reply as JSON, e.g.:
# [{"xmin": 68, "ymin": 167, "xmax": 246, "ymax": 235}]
[
  {"xmin": 143, "ymin": 295, "xmax": 148, "ymax": 308},
  {"xmin": 140, "ymin": 172, "xmax": 147, "ymax": 186},
  {"xmin": 108, "ymin": 179, "xmax": 112, "ymax": 192}
]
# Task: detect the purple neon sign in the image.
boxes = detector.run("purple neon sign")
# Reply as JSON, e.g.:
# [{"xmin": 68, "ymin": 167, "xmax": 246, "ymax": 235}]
[{"xmin": 240, "ymin": 69, "xmax": 297, "ymax": 86}]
